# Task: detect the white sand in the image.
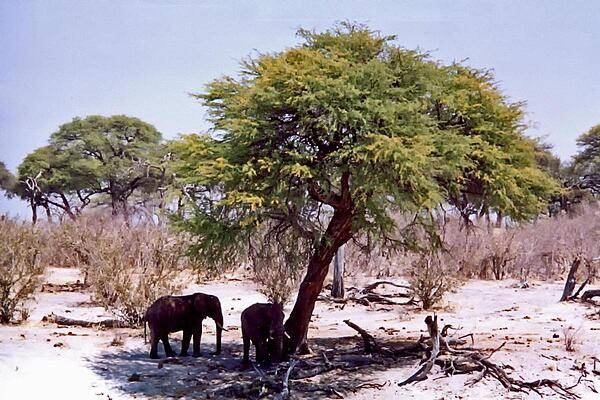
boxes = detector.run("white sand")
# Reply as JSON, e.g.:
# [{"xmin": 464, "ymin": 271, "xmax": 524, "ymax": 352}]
[{"xmin": 1, "ymin": 267, "xmax": 599, "ymax": 399}]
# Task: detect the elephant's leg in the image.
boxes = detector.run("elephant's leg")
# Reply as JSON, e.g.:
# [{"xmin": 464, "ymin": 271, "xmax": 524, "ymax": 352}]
[
  {"xmin": 161, "ymin": 334, "xmax": 176, "ymax": 357},
  {"xmin": 180, "ymin": 330, "xmax": 191, "ymax": 357},
  {"xmin": 149, "ymin": 330, "xmax": 160, "ymax": 359},
  {"xmin": 256, "ymin": 340, "xmax": 268, "ymax": 365},
  {"xmin": 242, "ymin": 326, "xmax": 250, "ymax": 365},
  {"xmin": 192, "ymin": 326, "xmax": 202, "ymax": 357}
]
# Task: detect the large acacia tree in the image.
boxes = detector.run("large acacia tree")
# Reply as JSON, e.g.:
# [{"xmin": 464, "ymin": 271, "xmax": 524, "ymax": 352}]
[
  {"xmin": 172, "ymin": 24, "xmax": 557, "ymax": 353},
  {"xmin": 17, "ymin": 115, "xmax": 163, "ymax": 220}
]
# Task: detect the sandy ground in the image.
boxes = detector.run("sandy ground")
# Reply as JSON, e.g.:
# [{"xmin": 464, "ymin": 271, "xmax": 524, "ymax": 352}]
[{"xmin": 1, "ymin": 267, "xmax": 599, "ymax": 399}]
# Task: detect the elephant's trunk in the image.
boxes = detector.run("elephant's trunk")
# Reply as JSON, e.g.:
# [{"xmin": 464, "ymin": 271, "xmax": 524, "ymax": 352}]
[
  {"xmin": 270, "ymin": 331, "xmax": 284, "ymax": 363},
  {"xmin": 213, "ymin": 309, "xmax": 223, "ymax": 355}
]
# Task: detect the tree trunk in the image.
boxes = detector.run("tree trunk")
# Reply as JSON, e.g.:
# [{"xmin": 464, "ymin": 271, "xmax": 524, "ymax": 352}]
[
  {"xmin": 331, "ymin": 245, "xmax": 345, "ymax": 299},
  {"xmin": 559, "ymin": 257, "xmax": 581, "ymax": 301},
  {"xmin": 284, "ymin": 208, "xmax": 353, "ymax": 353},
  {"xmin": 29, "ymin": 198, "xmax": 37, "ymax": 224},
  {"xmin": 495, "ymin": 210, "xmax": 503, "ymax": 228},
  {"xmin": 44, "ymin": 204, "xmax": 52, "ymax": 222}
]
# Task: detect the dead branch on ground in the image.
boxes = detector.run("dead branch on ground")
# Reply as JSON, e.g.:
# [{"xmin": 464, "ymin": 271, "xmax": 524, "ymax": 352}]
[
  {"xmin": 320, "ymin": 280, "xmax": 415, "ymax": 307},
  {"xmin": 344, "ymin": 315, "xmax": 580, "ymax": 399},
  {"xmin": 41, "ymin": 281, "xmax": 89, "ymax": 293},
  {"xmin": 41, "ymin": 313, "xmax": 130, "ymax": 328}
]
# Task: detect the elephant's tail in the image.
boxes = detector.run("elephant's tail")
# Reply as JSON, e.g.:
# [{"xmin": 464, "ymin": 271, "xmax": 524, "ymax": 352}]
[{"xmin": 144, "ymin": 319, "xmax": 147, "ymax": 344}]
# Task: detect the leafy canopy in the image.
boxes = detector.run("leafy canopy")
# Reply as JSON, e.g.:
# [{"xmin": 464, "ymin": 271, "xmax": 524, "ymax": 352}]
[
  {"xmin": 17, "ymin": 115, "xmax": 163, "ymax": 216},
  {"xmin": 172, "ymin": 23, "xmax": 557, "ymax": 266},
  {"xmin": 573, "ymin": 124, "xmax": 600, "ymax": 176},
  {"xmin": 0, "ymin": 162, "xmax": 16, "ymax": 197}
]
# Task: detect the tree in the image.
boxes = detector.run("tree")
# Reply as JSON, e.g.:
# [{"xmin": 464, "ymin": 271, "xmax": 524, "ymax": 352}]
[
  {"xmin": 172, "ymin": 23, "xmax": 558, "ymax": 353},
  {"xmin": 0, "ymin": 162, "xmax": 16, "ymax": 197},
  {"xmin": 17, "ymin": 115, "xmax": 163, "ymax": 220},
  {"xmin": 16, "ymin": 146, "xmax": 93, "ymax": 221},
  {"xmin": 573, "ymin": 124, "xmax": 600, "ymax": 176},
  {"xmin": 571, "ymin": 124, "xmax": 600, "ymax": 194}
]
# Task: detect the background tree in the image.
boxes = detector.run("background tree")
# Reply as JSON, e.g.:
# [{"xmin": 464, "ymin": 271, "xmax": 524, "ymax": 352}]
[
  {"xmin": 16, "ymin": 146, "xmax": 95, "ymax": 221},
  {"xmin": 172, "ymin": 23, "xmax": 558, "ymax": 353},
  {"xmin": 571, "ymin": 124, "xmax": 600, "ymax": 194},
  {"xmin": 573, "ymin": 124, "xmax": 600, "ymax": 175},
  {"xmin": 0, "ymin": 162, "xmax": 16, "ymax": 197},
  {"xmin": 17, "ymin": 115, "xmax": 164, "ymax": 221}
]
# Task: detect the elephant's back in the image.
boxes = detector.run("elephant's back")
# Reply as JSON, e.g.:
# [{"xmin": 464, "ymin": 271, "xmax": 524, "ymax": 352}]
[{"xmin": 146, "ymin": 296, "xmax": 191, "ymax": 329}]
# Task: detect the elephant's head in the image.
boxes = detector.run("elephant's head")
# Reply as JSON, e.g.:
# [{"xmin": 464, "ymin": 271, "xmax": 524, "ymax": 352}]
[
  {"xmin": 267, "ymin": 302, "xmax": 285, "ymax": 362},
  {"xmin": 193, "ymin": 293, "xmax": 223, "ymax": 354}
]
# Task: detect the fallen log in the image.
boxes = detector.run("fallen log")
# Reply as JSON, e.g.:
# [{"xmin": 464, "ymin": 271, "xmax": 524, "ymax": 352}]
[
  {"xmin": 42, "ymin": 313, "xmax": 130, "ymax": 328},
  {"xmin": 41, "ymin": 282, "xmax": 89, "ymax": 293},
  {"xmin": 581, "ymin": 290, "xmax": 600, "ymax": 302},
  {"xmin": 361, "ymin": 281, "xmax": 410, "ymax": 294}
]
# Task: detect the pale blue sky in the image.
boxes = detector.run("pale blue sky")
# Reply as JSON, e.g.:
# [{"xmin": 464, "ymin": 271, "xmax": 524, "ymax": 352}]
[{"xmin": 1, "ymin": 0, "xmax": 599, "ymax": 217}]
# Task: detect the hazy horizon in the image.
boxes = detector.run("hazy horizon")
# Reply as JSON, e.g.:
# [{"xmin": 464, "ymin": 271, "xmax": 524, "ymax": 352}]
[{"xmin": 2, "ymin": 0, "xmax": 599, "ymax": 217}]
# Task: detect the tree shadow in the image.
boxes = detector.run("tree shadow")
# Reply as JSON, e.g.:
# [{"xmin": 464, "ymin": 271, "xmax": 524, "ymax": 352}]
[{"xmin": 87, "ymin": 335, "xmax": 420, "ymax": 399}]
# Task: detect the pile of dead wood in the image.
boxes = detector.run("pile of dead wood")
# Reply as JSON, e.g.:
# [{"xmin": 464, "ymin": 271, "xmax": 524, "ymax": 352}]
[
  {"xmin": 319, "ymin": 280, "xmax": 416, "ymax": 307},
  {"xmin": 344, "ymin": 315, "xmax": 584, "ymax": 399}
]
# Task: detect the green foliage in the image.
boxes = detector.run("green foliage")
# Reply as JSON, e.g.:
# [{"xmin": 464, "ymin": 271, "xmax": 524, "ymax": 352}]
[
  {"xmin": 0, "ymin": 162, "xmax": 16, "ymax": 197},
  {"xmin": 16, "ymin": 115, "xmax": 164, "ymax": 218},
  {"xmin": 573, "ymin": 124, "xmax": 600, "ymax": 176},
  {"xmin": 172, "ymin": 23, "xmax": 558, "ymax": 267}
]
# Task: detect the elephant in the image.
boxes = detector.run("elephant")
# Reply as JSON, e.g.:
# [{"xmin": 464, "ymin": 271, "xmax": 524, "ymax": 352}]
[
  {"xmin": 144, "ymin": 293, "xmax": 224, "ymax": 359},
  {"xmin": 241, "ymin": 302, "xmax": 285, "ymax": 365}
]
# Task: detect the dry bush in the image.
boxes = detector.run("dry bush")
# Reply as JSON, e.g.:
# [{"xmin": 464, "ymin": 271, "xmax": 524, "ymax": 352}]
[
  {"xmin": 431, "ymin": 202, "xmax": 598, "ymax": 282},
  {"xmin": 407, "ymin": 253, "xmax": 459, "ymax": 310},
  {"xmin": 563, "ymin": 325, "xmax": 583, "ymax": 352},
  {"xmin": 84, "ymin": 219, "xmax": 191, "ymax": 326},
  {"xmin": 514, "ymin": 203, "xmax": 599, "ymax": 281},
  {"xmin": 442, "ymin": 225, "xmax": 519, "ymax": 281},
  {"xmin": 343, "ymin": 242, "xmax": 405, "ymax": 279},
  {"xmin": 249, "ymin": 225, "xmax": 309, "ymax": 304},
  {"xmin": 41, "ymin": 213, "xmax": 112, "ymax": 282},
  {"xmin": 0, "ymin": 218, "xmax": 46, "ymax": 324}
]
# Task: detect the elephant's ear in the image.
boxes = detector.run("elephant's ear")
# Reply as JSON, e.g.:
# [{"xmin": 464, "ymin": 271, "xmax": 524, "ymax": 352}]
[{"xmin": 192, "ymin": 294, "xmax": 207, "ymax": 316}]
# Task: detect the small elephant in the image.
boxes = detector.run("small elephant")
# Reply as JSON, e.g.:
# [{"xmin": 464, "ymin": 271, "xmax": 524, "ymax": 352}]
[
  {"xmin": 241, "ymin": 302, "xmax": 285, "ymax": 365},
  {"xmin": 145, "ymin": 293, "xmax": 224, "ymax": 359}
]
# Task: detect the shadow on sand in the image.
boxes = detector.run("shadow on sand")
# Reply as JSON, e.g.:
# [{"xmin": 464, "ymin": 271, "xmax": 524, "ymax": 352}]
[{"xmin": 87, "ymin": 335, "xmax": 419, "ymax": 399}]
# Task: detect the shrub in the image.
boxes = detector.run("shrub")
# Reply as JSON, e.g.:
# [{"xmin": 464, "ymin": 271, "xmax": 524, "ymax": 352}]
[
  {"xmin": 41, "ymin": 213, "xmax": 115, "ymax": 283},
  {"xmin": 407, "ymin": 254, "xmax": 458, "ymax": 310},
  {"xmin": 249, "ymin": 225, "xmax": 309, "ymax": 304},
  {"xmin": 563, "ymin": 325, "xmax": 582, "ymax": 352},
  {"xmin": 85, "ymin": 219, "xmax": 190, "ymax": 326},
  {"xmin": 0, "ymin": 218, "xmax": 45, "ymax": 324}
]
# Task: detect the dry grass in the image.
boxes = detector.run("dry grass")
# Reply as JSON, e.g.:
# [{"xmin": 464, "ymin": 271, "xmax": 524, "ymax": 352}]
[{"xmin": 563, "ymin": 325, "xmax": 583, "ymax": 352}]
